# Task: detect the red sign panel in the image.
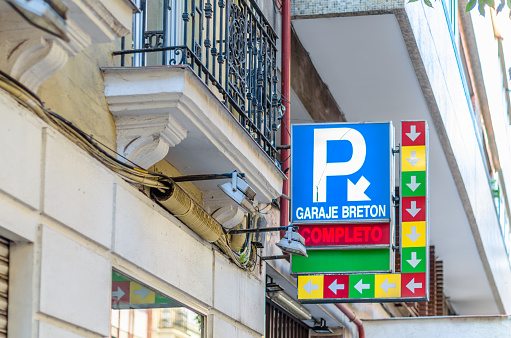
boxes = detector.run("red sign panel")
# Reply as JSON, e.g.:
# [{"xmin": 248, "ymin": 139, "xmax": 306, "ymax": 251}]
[
  {"xmin": 299, "ymin": 223, "xmax": 390, "ymax": 246},
  {"xmin": 402, "ymin": 121, "xmax": 426, "ymax": 146},
  {"xmin": 401, "ymin": 273, "xmax": 426, "ymax": 298},
  {"xmin": 401, "ymin": 196, "xmax": 426, "ymax": 222},
  {"xmin": 324, "ymin": 274, "xmax": 350, "ymax": 299},
  {"xmin": 112, "ymin": 281, "xmax": 130, "ymax": 306}
]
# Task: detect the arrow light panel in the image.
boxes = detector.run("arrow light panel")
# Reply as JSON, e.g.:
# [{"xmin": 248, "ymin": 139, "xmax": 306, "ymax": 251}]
[
  {"xmin": 293, "ymin": 121, "xmax": 430, "ymax": 304},
  {"xmin": 297, "ymin": 273, "xmax": 427, "ymax": 303},
  {"xmin": 400, "ymin": 121, "xmax": 429, "ymax": 302}
]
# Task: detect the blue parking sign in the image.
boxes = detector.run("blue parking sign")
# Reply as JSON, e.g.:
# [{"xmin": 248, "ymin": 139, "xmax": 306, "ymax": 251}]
[{"xmin": 291, "ymin": 122, "xmax": 394, "ymax": 223}]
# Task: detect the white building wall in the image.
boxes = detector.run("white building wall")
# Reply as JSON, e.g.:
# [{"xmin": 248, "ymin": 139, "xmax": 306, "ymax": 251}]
[
  {"xmin": 470, "ymin": 11, "xmax": 511, "ymax": 191},
  {"xmin": 405, "ymin": 1, "xmax": 511, "ymax": 313},
  {"xmin": 469, "ymin": 8, "xmax": 511, "ymax": 272},
  {"xmin": 363, "ymin": 315, "xmax": 511, "ymax": 337},
  {"xmin": 1, "ymin": 92, "xmax": 266, "ymax": 337}
]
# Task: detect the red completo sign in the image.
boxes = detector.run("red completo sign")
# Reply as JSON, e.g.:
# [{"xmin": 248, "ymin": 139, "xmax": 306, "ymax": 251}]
[{"xmin": 299, "ymin": 223, "xmax": 390, "ymax": 246}]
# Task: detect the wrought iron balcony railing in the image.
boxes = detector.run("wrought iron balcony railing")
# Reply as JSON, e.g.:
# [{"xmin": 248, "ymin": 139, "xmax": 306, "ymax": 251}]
[{"xmin": 114, "ymin": 0, "xmax": 281, "ymax": 163}]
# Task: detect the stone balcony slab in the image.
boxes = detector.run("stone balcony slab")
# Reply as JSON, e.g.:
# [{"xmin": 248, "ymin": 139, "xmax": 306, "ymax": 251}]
[{"xmin": 103, "ymin": 65, "xmax": 285, "ymax": 203}]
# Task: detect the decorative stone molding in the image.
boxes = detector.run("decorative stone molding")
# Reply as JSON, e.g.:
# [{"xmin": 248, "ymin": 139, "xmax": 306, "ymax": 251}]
[
  {"xmin": 203, "ymin": 189, "xmax": 240, "ymax": 213},
  {"xmin": 103, "ymin": 66, "xmax": 284, "ymax": 203},
  {"xmin": 64, "ymin": 0, "xmax": 135, "ymax": 44},
  {"xmin": 55, "ymin": 19, "xmax": 92, "ymax": 56},
  {"xmin": 0, "ymin": 0, "xmax": 136, "ymax": 92},
  {"xmin": 9, "ymin": 36, "xmax": 68, "ymax": 92},
  {"xmin": 115, "ymin": 114, "xmax": 187, "ymax": 170},
  {"xmin": 0, "ymin": 21, "xmax": 69, "ymax": 92},
  {"xmin": 203, "ymin": 190, "xmax": 246, "ymax": 229},
  {"xmin": 211, "ymin": 205, "xmax": 245, "ymax": 229}
]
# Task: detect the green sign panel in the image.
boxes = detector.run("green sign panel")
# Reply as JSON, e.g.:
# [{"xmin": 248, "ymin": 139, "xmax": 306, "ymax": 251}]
[
  {"xmin": 349, "ymin": 275, "xmax": 375, "ymax": 298},
  {"xmin": 112, "ymin": 271, "xmax": 181, "ymax": 309},
  {"xmin": 291, "ymin": 248, "xmax": 392, "ymax": 274},
  {"xmin": 401, "ymin": 171, "xmax": 426, "ymax": 197},
  {"xmin": 401, "ymin": 247, "xmax": 427, "ymax": 273}
]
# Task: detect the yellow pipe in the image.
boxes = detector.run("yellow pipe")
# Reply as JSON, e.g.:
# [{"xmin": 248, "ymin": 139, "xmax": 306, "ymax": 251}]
[{"xmin": 151, "ymin": 182, "xmax": 224, "ymax": 242}]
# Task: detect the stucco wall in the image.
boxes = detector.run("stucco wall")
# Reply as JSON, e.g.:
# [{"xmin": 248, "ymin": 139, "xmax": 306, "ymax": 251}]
[
  {"xmin": 1, "ymin": 91, "xmax": 265, "ymax": 337},
  {"xmin": 38, "ymin": 42, "xmax": 121, "ymax": 150},
  {"xmin": 37, "ymin": 42, "xmax": 204, "ymax": 203},
  {"xmin": 403, "ymin": 0, "xmax": 511, "ymax": 313}
]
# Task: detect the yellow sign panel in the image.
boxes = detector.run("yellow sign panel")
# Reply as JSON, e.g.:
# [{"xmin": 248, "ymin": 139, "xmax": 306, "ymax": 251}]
[
  {"xmin": 130, "ymin": 282, "xmax": 155, "ymax": 304},
  {"xmin": 374, "ymin": 274, "xmax": 401, "ymax": 298},
  {"xmin": 402, "ymin": 221, "xmax": 426, "ymax": 247},
  {"xmin": 298, "ymin": 275, "xmax": 324, "ymax": 299},
  {"xmin": 401, "ymin": 146, "xmax": 426, "ymax": 172}
]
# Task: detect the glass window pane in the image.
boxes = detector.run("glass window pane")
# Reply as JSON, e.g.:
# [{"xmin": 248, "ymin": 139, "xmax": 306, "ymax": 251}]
[{"xmin": 111, "ymin": 270, "xmax": 204, "ymax": 338}]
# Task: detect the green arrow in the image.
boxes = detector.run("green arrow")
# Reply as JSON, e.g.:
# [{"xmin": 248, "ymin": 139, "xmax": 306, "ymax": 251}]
[
  {"xmin": 349, "ymin": 275, "xmax": 375, "ymax": 298},
  {"xmin": 402, "ymin": 172, "xmax": 426, "ymax": 197},
  {"xmin": 402, "ymin": 247, "xmax": 426, "ymax": 273}
]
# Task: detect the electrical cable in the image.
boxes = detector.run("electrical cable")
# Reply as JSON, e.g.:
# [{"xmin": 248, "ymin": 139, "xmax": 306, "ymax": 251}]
[
  {"xmin": 281, "ymin": 115, "xmax": 291, "ymax": 137},
  {"xmin": 279, "ymin": 154, "xmax": 291, "ymax": 164},
  {"xmin": 0, "ymin": 70, "xmax": 258, "ymax": 270},
  {"xmin": 0, "ymin": 73, "xmax": 168, "ymax": 188},
  {"xmin": 255, "ymin": 202, "xmax": 273, "ymax": 214},
  {"xmin": 272, "ymin": 0, "xmax": 282, "ymax": 13}
]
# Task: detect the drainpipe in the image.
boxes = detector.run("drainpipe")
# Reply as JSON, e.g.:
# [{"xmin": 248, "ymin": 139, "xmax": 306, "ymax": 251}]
[
  {"xmin": 334, "ymin": 304, "xmax": 365, "ymax": 338},
  {"xmin": 280, "ymin": 0, "xmax": 291, "ymax": 229}
]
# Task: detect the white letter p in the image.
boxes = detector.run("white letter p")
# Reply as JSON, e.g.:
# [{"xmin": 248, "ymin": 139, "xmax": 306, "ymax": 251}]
[{"xmin": 313, "ymin": 128, "xmax": 366, "ymax": 202}]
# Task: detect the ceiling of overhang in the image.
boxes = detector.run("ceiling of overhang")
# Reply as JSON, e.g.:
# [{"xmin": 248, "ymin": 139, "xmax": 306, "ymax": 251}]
[{"xmin": 291, "ymin": 13, "xmax": 498, "ymax": 315}]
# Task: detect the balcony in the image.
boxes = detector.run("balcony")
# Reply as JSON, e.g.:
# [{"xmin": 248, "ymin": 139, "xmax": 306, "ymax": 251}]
[{"xmin": 103, "ymin": 0, "xmax": 284, "ymax": 204}]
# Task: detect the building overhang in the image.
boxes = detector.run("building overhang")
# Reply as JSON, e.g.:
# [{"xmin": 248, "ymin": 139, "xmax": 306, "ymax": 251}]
[
  {"xmin": 291, "ymin": 2, "xmax": 511, "ymax": 314},
  {"xmin": 0, "ymin": 0, "xmax": 135, "ymax": 93},
  {"xmin": 103, "ymin": 65, "xmax": 285, "ymax": 204}
]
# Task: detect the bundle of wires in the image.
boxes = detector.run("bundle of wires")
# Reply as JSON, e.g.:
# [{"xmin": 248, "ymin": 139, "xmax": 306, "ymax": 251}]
[
  {"xmin": 0, "ymin": 72, "xmax": 167, "ymax": 189},
  {"xmin": 0, "ymin": 71, "xmax": 257, "ymax": 271}
]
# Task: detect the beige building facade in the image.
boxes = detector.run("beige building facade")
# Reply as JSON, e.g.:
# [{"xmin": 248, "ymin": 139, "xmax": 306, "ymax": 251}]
[{"xmin": 1, "ymin": 0, "xmax": 511, "ymax": 337}]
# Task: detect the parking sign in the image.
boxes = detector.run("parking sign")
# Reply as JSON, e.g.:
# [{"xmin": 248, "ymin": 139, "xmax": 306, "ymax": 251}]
[{"xmin": 291, "ymin": 122, "xmax": 394, "ymax": 223}]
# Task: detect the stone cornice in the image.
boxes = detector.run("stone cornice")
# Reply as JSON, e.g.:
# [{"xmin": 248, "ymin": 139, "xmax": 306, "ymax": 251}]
[
  {"xmin": 0, "ymin": 0, "xmax": 135, "ymax": 92},
  {"xmin": 103, "ymin": 66, "xmax": 284, "ymax": 203},
  {"xmin": 115, "ymin": 114, "xmax": 187, "ymax": 170}
]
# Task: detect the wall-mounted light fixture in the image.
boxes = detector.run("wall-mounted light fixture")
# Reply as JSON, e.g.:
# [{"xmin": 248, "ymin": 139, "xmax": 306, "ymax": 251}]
[
  {"xmin": 312, "ymin": 318, "xmax": 333, "ymax": 334},
  {"xmin": 277, "ymin": 226, "xmax": 308, "ymax": 257},
  {"xmin": 218, "ymin": 171, "xmax": 256, "ymax": 213},
  {"xmin": 267, "ymin": 289, "xmax": 312, "ymax": 320},
  {"xmin": 230, "ymin": 225, "xmax": 308, "ymax": 257},
  {"xmin": 171, "ymin": 171, "xmax": 256, "ymax": 213},
  {"xmin": 266, "ymin": 277, "xmax": 312, "ymax": 321}
]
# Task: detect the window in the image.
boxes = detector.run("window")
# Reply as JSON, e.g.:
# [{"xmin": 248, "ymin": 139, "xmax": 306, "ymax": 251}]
[
  {"xmin": 266, "ymin": 300, "xmax": 309, "ymax": 338},
  {"xmin": 111, "ymin": 270, "xmax": 203, "ymax": 338}
]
